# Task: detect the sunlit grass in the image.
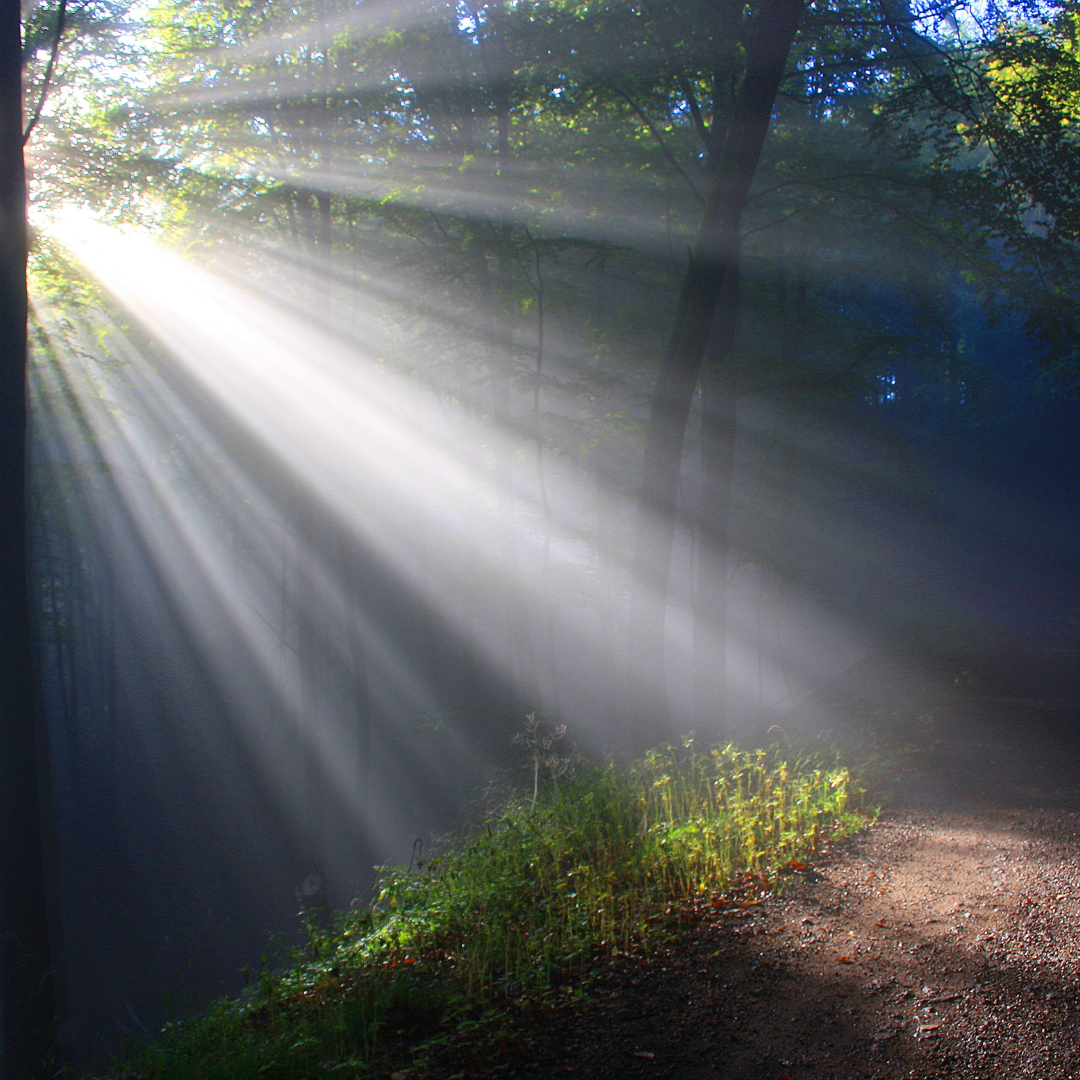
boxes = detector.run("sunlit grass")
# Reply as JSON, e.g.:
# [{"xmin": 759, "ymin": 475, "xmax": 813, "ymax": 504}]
[{"xmin": 103, "ymin": 733, "xmax": 872, "ymax": 1080}]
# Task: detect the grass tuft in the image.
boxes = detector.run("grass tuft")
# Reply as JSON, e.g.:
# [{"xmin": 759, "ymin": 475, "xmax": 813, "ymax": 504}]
[{"xmin": 104, "ymin": 737, "xmax": 873, "ymax": 1079}]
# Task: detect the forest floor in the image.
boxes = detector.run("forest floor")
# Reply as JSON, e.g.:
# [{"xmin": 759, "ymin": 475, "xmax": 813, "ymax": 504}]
[{"xmin": 419, "ymin": 645, "xmax": 1080, "ymax": 1080}]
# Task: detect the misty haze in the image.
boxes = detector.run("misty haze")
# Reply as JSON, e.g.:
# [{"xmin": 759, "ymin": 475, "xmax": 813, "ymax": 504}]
[{"xmin": 3, "ymin": 0, "xmax": 1080, "ymax": 1076}]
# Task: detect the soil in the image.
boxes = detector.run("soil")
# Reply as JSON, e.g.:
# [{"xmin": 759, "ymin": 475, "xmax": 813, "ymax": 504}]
[{"xmin": 423, "ymin": 644, "xmax": 1080, "ymax": 1080}]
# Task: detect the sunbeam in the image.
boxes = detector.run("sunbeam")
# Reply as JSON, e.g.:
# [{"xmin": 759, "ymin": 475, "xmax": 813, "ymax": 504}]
[{"xmin": 15, "ymin": 0, "xmax": 1080, "ymax": 1070}]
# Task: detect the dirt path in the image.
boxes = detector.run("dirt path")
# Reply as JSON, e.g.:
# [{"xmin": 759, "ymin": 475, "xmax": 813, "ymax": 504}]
[
  {"xmin": 673, "ymin": 802, "xmax": 1080, "ymax": 1079},
  {"xmin": 436, "ymin": 738, "xmax": 1080, "ymax": 1080},
  {"xmin": 416, "ymin": 651, "xmax": 1080, "ymax": 1078}
]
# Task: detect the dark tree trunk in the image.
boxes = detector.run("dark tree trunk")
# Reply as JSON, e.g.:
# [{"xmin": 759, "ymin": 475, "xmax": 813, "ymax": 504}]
[
  {"xmin": 693, "ymin": 267, "xmax": 740, "ymax": 736},
  {"xmin": 0, "ymin": 0, "xmax": 56, "ymax": 1074},
  {"xmin": 627, "ymin": 0, "xmax": 803, "ymax": 748}
]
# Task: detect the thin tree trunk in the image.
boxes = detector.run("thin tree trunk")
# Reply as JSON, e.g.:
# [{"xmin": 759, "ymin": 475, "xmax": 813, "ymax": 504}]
[
  {"xmin": 531, "ymin": 242, "xmax": 561, "ymax": 718},
  {"xmin": 344, "ymin": 537, "xmax": 371, "ymax": 822},
  {"xmin": 693, "ymin": 268, "xmax": 740, "ymax": 736},
  {"xmin": 315, "ymin": 192, "xmax": 332, "ymax": 323},
  {"xmin": 468, "ymin": 6, "xmax": 540, "ymax": 719},
  {"xmin": 490, "ymin": 5, "xmax": 539, "ymax": 718},
  {"xmin": 293, "ymin": 490, "xmax": 330, "ymax": 920},
  {"xmin": 490, "ymin": 240, "xmax": 539, "ymax": 714},
  {"xmin": 778, "ymin": 222, "xmax": 810, "ymax": 367},
  {"xmin": 628, "ymin": 0, "xmax": 803, "ymax": 749},
  {"xmin": 0, "ymin": 0, "xmax": 56, "ymax": 1071}
]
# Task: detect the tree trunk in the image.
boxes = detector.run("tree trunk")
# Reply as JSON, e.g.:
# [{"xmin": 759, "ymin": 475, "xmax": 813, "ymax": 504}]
[
  {"xmin": 0, "ymin": 0, "xmax": 56, "ymax": 1074},
  {"xmin": 628, "ymin": 0, "xmax": 803, "ymax": 749},
  {"xmin": 315, "ymin": 192, "xmax": 332, "ymax": 323},
  {"xmin": 474, "ymin": 5, "xmax": 540, "ymax": 721},
  {"xmin": 693, "ymin": 266, "xmax": 740, "ymax": 736},
  {"xmin": 343, "ymin": 534, "xmax": 371, "ymax": 824}
]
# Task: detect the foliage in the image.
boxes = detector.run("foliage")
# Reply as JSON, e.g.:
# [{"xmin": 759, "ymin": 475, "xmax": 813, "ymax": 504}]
[
  {"xmin": 30, "ymin": 0, "xmax": 1077, "ymax": 480},
  {"xmin": 102, "ymin": 737, "xmax": 871, "ymax": 1079},
  {"xmin": 876, "ymin": 3, "xmax": 1080, "ymax": 387}
]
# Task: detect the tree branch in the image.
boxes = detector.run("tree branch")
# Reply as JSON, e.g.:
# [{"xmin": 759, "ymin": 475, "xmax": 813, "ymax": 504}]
[
  {"xmin": 613, "ymin": 86, "xmax": 705, "ymax": 205},
  {"xmin": 23, "ymin": 0, "xmax": 67, "ymax": 146},
  {"xmin": 676, "ymin": 71, "xmax": 713, "ymax": 164}
]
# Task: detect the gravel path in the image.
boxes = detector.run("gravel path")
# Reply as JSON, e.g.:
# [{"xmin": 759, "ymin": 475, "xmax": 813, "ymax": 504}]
[
  {"xmin": 420, "ymin": 642, "xmax": 1080, "ymax": 1080},
  {"xmin": 430, "ymin": 734, "xmax": 1080, "ymax": 1080}
]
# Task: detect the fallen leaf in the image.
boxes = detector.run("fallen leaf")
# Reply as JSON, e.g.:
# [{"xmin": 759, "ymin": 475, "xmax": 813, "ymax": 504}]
[{"xmin": 837, "ymin": 955, "xmax": 854, "ymax": 964}]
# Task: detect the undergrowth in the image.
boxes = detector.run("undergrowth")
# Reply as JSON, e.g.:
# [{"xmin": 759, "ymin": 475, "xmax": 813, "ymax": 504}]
[{"xmin": 104, "ymin": 736, "xmax": 874, "ymax": 1080}]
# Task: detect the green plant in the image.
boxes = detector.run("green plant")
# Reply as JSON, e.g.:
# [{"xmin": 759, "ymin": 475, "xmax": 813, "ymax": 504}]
[
  {"xmin": 104, "ymin": 737, "xmax": 873, "ymax": 1079},
  {"xmin": 511, "ymin": 712, "xmax": 578, "ymax": 808}
]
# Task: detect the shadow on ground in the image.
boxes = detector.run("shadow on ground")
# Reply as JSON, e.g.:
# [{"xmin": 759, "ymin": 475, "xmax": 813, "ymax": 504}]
[{"xmin": 422, "ymin": 642, "xmax": 1080, "ymax": 1080}]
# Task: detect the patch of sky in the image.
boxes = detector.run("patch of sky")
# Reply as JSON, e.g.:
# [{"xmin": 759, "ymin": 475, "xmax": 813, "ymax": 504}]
[
  {"xmin": 456, "ymin": 0, "xmax": 479, "ymax": 39},
  {"xmin": 911, "ymin": 0, "xmax": 1040, "ymax": 43}
]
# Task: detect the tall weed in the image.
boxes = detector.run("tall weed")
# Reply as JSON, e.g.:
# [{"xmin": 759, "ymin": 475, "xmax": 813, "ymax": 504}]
[{"xmin": 107, "ymin": 738, "xmax": 870, "ymax": 1079}]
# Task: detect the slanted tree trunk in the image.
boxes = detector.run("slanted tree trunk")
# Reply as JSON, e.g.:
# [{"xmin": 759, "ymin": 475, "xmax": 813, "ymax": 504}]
[
  {"xmin": 0, "ymin": 0, "xmax": 56, "ymax": 1074},
  {"xmin": 627, "ymin": 0, "xmax": 804, "ymax": 749}
]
